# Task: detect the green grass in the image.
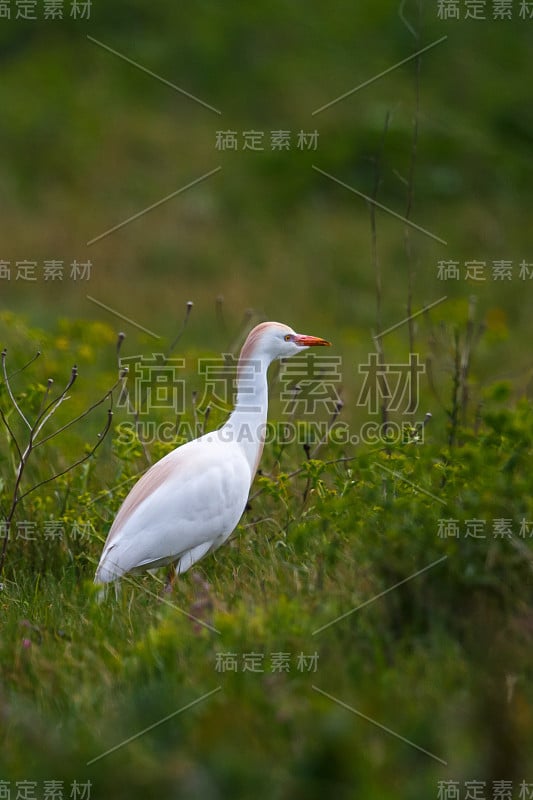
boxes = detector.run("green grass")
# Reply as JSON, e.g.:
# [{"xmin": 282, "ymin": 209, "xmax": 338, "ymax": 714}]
[
  {"xmin": 1, "ymin": 314, "xmax": 532, "ymax": 798},
  {"xmin": 1, "ymin": 2, "xmax": 533, "ymax": 795}
]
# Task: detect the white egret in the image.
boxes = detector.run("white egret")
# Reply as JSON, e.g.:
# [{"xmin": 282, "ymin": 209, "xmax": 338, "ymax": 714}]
[{"xmin": 95, "ymin": 321, "xmax": 330, "ymax": 584}]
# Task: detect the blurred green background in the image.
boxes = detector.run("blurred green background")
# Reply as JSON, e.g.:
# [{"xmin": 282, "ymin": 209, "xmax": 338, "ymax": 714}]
[
  {"xmin": 1, "ymin": 2, "xmax": 533, "ymax": 798},
  {"xmin": 1, "ymin": 0, "xmax": 532, "ymax": 349}
]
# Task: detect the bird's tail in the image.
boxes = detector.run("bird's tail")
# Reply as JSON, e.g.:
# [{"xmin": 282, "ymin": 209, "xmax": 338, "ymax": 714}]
[{"xmin": 94, "ymin": 549, "xmax": 124, "ymax": 585}]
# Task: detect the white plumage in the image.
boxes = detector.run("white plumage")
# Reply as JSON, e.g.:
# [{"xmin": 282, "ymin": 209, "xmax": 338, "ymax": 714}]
[{"xmin": 95, "ymin": 321, "xmax": 330, "ymax": 584}]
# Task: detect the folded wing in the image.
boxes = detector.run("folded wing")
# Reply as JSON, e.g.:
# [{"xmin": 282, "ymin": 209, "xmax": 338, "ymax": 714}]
[{"xmin": 95, "ymin": 437, "xmax": 251, "ymax": 583}]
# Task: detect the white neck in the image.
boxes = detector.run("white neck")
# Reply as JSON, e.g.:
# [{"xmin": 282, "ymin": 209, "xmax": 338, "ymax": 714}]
[{"xmin": 220, "ymin": 352, "xmax": 271, "ymax": 479}]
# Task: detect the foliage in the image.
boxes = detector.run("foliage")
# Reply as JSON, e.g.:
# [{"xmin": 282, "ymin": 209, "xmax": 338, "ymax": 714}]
[
  {"xmin": 0, "ymin": 313, "xmax": 532, "ymax": 798},
  {"xmin": 1, "ymin": 2, "xmax": 532, "ymax": 796}
]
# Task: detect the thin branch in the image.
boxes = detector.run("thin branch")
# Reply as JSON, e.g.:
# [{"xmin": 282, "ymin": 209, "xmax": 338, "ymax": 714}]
[
  {"xmin": 403, "ymin": 0, "xmax": 422, "ymax": 413},
  {"xmin": 16, "ymin": 408, "xmax": 113, "ymax": 504},
  {"xmin": 0, "ymin": 351, "xmax": 119, "ymax": 577},
  {"xmin": 216, "ymin": 295, "xmax": 227, "ymax": 339},
  {"xmin": 227, "ymin": 308, "xmax": 255, "ymax": 355},
  {"xmin": 166, "ymin": 300, "xmax": 194, "ymax": 357},
  {"xmin": 0, "ymin": 405, "xmax": 23, "ymax": 463},
  {"xmin": 311, "ymin": 401, "xmax": 344, "ymax": 459},
  {"xmin": 448, "ymin": 329, "xmax": 461, "ymax": 448},
  {"xmin": 425, "ymin": 356, "xmax": 447, "ymax": 413},
  {"xmin": 0, "ymin": 415, "xmax": 31, "ymax": 574},
  {"xmin": 33, "ymin": 379, "xmax": 123, "ymax": 447},
  {"xmin": 115, "ymin": 333, "xmax": 152, "ymax": 466},
  {"xmin": 116, "ymin": 331, "xmax": 126, "ymax": 362},
  {"xmin": 5, "ymin": 350, "xmax": 41, "ymax": 380},
  {"xmin": 35, "ymin": 378, "xmax": 55, "ymax": 421},
  {"xmin": 32, "ymin": 365, "xmax": 78, "ymax": 438},
  {"xmin": 1, "ymin": 349, "xmax": 31, "ymax": 430},
  {"xmin": 370, "ymin": 112, "xmax": 392, "ymax": 432},
  {"xmin": 460, "ymin": 295, "xmax": 477, "ymax": 426}
]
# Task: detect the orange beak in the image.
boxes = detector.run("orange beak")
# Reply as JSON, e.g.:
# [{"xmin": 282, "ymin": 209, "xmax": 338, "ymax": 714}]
[{"xmin": 294, "ymin": 334, "xmax": 331, "ymax": 347}]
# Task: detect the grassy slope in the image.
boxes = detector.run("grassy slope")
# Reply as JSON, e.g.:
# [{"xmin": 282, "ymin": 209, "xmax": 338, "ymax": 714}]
[
  {"xmin": 1, "ymin": 3, "xmax": 532, "ymax": 797},
  {"xmin": 1, "ymin": 317, "xmax": 532, "ymax": 797}
]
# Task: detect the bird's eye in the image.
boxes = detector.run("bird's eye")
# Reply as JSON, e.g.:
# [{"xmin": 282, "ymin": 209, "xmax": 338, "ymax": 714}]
[{"xmin": 284, "ymin": 334, "xmax": 292, "ymax": 342}]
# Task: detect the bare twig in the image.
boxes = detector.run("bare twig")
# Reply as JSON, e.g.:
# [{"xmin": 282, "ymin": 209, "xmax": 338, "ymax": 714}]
[
  {"xmin": 1, "ymin": 349, "xmax": 31, "ymax": 430},
  {"xmin": 114, "ymin": 331, "xmax": 151, "ymax": 466},
  {"xmin": 33, "ymin": 374, "xmax": 123, "ymax": 448},
  {"xmin": 166, "ymin": 300, "xmax": 194, "ymax": 357},
  {"xmin": 29, "ymin": 366, "xmax": 78, "ymax": 447},
  {"xmin": 114, "ymin": 301, "xmax": 194, "ymax": 465},
  {"xmin": 17, "ymin": 407, "xmax": 113, "ymax": 503},
  {"xmin": 311, "ymin": 401, "xmax": 344, "ymax": 459},
  {"xmin": 6, "ymin": 350, "xmax": 42, "ymax": 380},
  {"xmin": 297, "ymin": 401, "xmax": 345, "ymax": 504},
  {"xmin": 0, "ymin": 405, "xmax": 23, "ymax": 463},
  {"xmin": 227, "ymin": 308, "xmax": 255, "ymax": 355},
  {"xmin": 370, "ymin": 112, "xmax": 392, "ymax": 432},
  {"xmin": 402, "ymin": 0, "xmax": 422, "ymax": 413},
  {"xmin": 216, "ymin": 295, "xmax": 227, "ymax": 339},
  {"xmin": 448, "ymin": 329, "xmax": 461, "ymax": 449},
  {"xmin": 0, "ymin": 353, "xmax": 117, "ymax": 577}
]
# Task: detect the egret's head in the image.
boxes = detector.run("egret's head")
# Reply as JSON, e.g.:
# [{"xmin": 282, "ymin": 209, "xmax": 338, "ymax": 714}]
[{"xmin": 241, "ymin": 321, "xmax": 331, "ymax": 363}]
